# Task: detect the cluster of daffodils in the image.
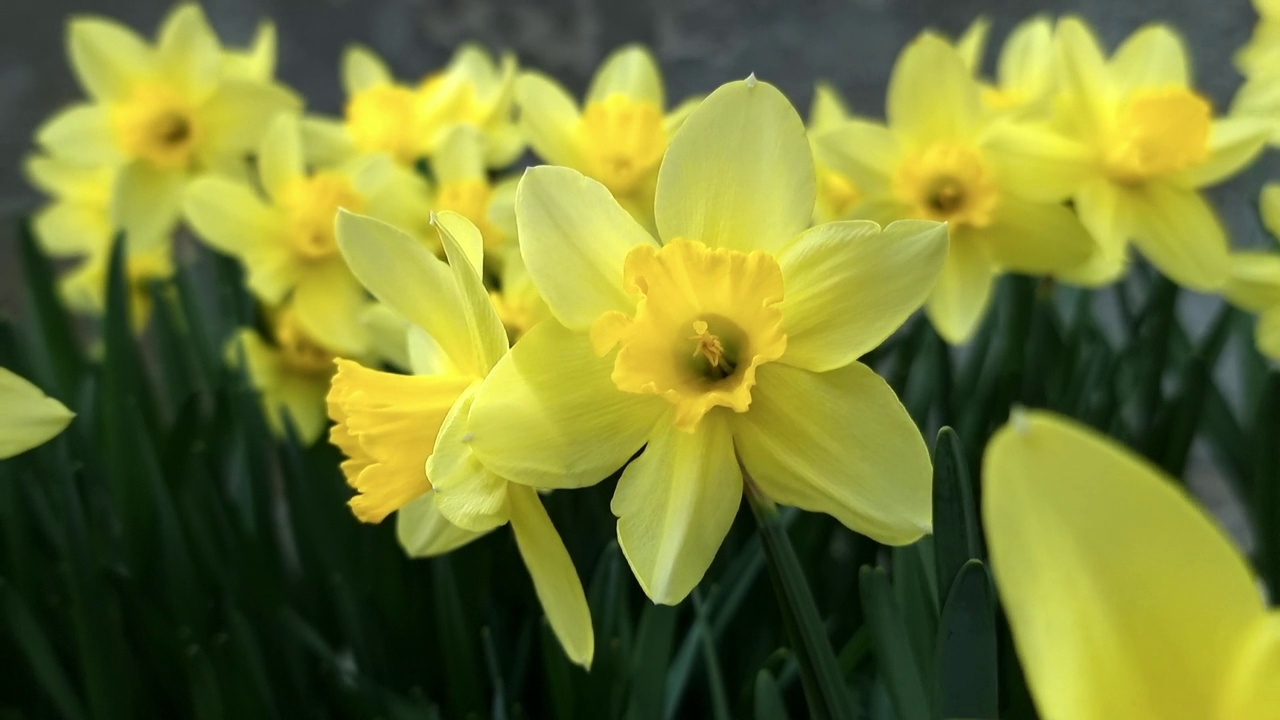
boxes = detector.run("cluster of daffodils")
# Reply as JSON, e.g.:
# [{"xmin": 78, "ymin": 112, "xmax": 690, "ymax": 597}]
[{"xmin": 12, "ymin": 3, "xmax": 1280, "ymax": 694}]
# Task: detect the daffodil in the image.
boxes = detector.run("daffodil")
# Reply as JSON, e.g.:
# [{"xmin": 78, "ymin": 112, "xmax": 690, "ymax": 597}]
[
  {"xmin": 516, "ymin": 44, "xmax": 697, "ymax": 226},
  {"xmin": 1026, "ymin": 19, "xmax": 1269, "ymax": 289},
  {"xmin": 326, "ymin": 210, "xmax": 593, "ymax": 667},
  {"xmin": 957, "ymin": 16, "xmax": 1057, "ymax": 115},
  {"xmin": 35, "ymin": 5, "xmax": 299, "ymax": 243},
  {"xmin": 814, "ymin": 34, "xmax": 1093, "ymax": 343},
  {"xmin": 184, "ymin": 114, "xmax": 391, "ymax": 357},
  {"xmin": 303, "ymin": 44, "xmax": 523, "ymax": 169},
  {"xmin": 984, "ymin": 409, "xmax": 1279, "ymax": 720},
  {"xmin": 464, "ymin": 78, "xmax": 948, "ymax": 605},
  {"xmin": 0, "ymin": 368, "xmax": 75, "ymax": 460},
  {"xmin": 231, "ymin": 305, "xmax": 341, "ymax": 444},
  {"xmin": 806, "ymin": 83, "xmax": 863, "ymax": 223},
  {"xmin": 1236, "ymin": 0, "xmax": 1280, "ymax": 77}
]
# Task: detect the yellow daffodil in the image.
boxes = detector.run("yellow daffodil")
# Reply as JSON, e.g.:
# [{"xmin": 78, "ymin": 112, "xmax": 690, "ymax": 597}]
[
  {"xmin": 516, "ymin": 44, "xmax": 698, "ymax": 226},
  {"xmin": 231, "ymin": 306, "xmax": 341, "ymax": 444},
  {"xmin": 1236, "ymin": 0, "xmax": 1280, "ymax": 76},
  {"xmin": 464, "ymin": 78, "xmax": 948, "ymax": 605},
  {"xmin": 814, "ymin": 34, "xmax": 1093, "ymax": 343},
  {"xmin": 327, "ymin": 210, "xmax": 593, "ymax": 668},
  {"xmin": 303, "ymin": 44, "xmax": 523, "ymax": 169},
  {"xmin": 35, "ymin": 5, "xmax": 299, "ymax": 243},
  {"xmin": 184, "ymin": 114, "xmax": 391, "ymax": 357},
  {"xmin": 984, "ymin": 409, "xmax": 1279, "ymax": 720},
  {"xmin": 807, "ymin": 83, "xmax": 863, "ymax": 223},
  {"xmin": 0, "ymin": 368, "xmax": 75, "ymax": 459},
  {"xmin": 1027, "ymin": 19, "xmax": 1269, "ymax": 289},
  {"xmin": 958, "ymin": 16, "xmax": 1057, "ymax": 115}
]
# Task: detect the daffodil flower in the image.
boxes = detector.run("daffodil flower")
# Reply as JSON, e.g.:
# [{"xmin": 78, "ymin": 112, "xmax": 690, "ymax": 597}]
[
  {"xmin": 34, "ymin": 5, "xmax": 299, "ymax": 243},
  {"xmin": 984, "ymin": 409, "xmax": 1279, "ymax": 720},
  {"xmin": 516, "ymin": 44, "xmax": 698, "ymax": 227},
  {"xmin": 1026, "ymin": 19, "xmax": 1269, "ymax": 289},
  {"xmin": 1236, "ymin": 0, "xmax": 1280, "ymax": 77},
  {"xmin": 465, "ymin": 78, "xmax": 948, "ymax": 605},
  {"xmin": 0, "ymin": 368, "xmax": 75, "ymax": 460},
  {"xmin": 326, "ymin": 210, "xmax": 593, "ymax": 668},
  {"xmin": 806, "ymin": 83, "xmax": 863, "ymax": 223},
  {"xmin": 814, "ymin": 34, "xmax": 1093, "ymax": 343},
  {"xmin": 957, "ymin": 16, "xmax": 1058, "ymax": 115},
  {"xmin": 184, "ymin": 114, "xmax": 394, "ymax": 357}
]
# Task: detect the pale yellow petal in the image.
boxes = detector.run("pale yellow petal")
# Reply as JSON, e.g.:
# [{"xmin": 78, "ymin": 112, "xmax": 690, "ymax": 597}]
[
  {"xmin": 273, "ymin": 373, "xmax": 332, "ymax": 444},
  {"xmin": 1060, "ymin": 179, "xmax": 1130, "ymax": 287},
  {"xmin": 396, "ymin": 492, "xmax": 487, "ymax": 558},
  {"xmin": 613, "ymin": 411, "xmax": 742, "ymax": 605},
  {"xmin": 778, "ymin": 219, "xmax": 948, "ymax": 372},
  {"xmin": 199, "ymin": 80, "xmax": 303, "ymax": 168},
  {"xmin": 259, "ymin": 114, "xmax": 305, "ymax": 201},
  {"xmin": 466, "ymin": 320, "xmax": 663, "ymax": 489},
  {"xmin": 516, "ymin": 73, "xmax": 586, "ymax": 169},
  {"xmin": 33, "ymin": 203, "xmax": 110, "ymax": 257},
  {"xmin": 886, "ymin": 33, "xmax": 985, "ymax": 144},
  {"xmin": 156, "ymin": 4, "xmax": 221, "ymax": 102},
  {"xmin": 1255, "ymin": 307, "xmax": 1280, "ymax": 361},
  {"xmin": 0, "ymin": 368, "xmax": 75, "ymax": 459},
  {"xmin": 1218, "ymin": 615, "xmax": 1280, "ymax": 719},
  {"xmin": 66, "ymin": 16, "xmax": 151, "ymax": 102},
  {"xmin": 292, "ymin": 260, "xmax": 371, "ymax": 357},
  {"xmin": 1128, "ymin": 184, "xmax": 1229, "ymax": 291},
  {"xmin": 183, "ymin": 176, "xmax": 295, "ymax": 302},
  {"xmin": 1265, "ymin": 183, "xmax": 1280, "ymax": 241},
  {"xmin": 984, "ymin": 123, "xmax": 1093, "ymax": 203},
  {"xmin": 734, "ymin": 362, "xmax": 932, "ymax": 544},
  {"xmin": 112, "ymin": 162, "xmax": 184, "ymax": 251},
  {"xmin": 998, "ymin": 16, "xmax": 1054, "ymax": 99},
  {"xmin": 427, "ymin": 385, "xmax": 510, "ymax": 533},
  {"xmin": 1054, "ymin": 17, "xmax": 1116, "ymax": 143},
  {"xmin": 300, "ymin": 115, "xmax": 357, "ymax": 167},
  {"xmin": 509, "ymin": 484, "xmax": 595, "ymax": 668},
  {"xmin": 1110, "ymin": 24, "xmax": 1189, "ymax": 92},
  {"xmin": 1231, "ymin": 72, "xmax": 1280, "ymax": 145},
  {"xmin": 1172, "ymin": 118, "xmax": 1270, "ymax": 189},
  {"xmin": 432, "ymin": 124, "xmax": 486, "ymax": 184},
  {"xmin": 983, "ymin": 410, "xmax": 1267, "ymax": 720},
  {"xmin": 811, "ymin": 120, "xmax": 902, "ymax": 195},
  {"xmin": 808, "ymin": 81, "xmax": 854, "ymax": 132},
  {"xmin": 956, "ymin": 16, "xmax": 991, "ymax": 72},
  {"xmin": 587, "ymin": 44, "xmax": 664, "ymax": 107},
  {"xmin": 654, "ymin": 78, "xmax": 815, "ymax": 254},
  {"xmin": 35, "ymin": 105, "xmax": 121, "ymax": 164},
  {"xmin": 980, "ymin": 195, "xmax": 1095, "ymax": 274},
  {"xmin": 342, "ymin": 45, "xmax": 392, "ymax": 95},
  {"xmin": 1225, "ymin": 251, "xmax": 1280, "ymax": 311},
  {"xmin": 515, "ymin": 165, "xmax": 656, "ymax": 330},
  {"xmin": 926, "ymin": 229, "xmax": 997, "ymax": 344},
  {"xmin": 433, "ymin": 211, "xmax": 509, "ymax": 371}
]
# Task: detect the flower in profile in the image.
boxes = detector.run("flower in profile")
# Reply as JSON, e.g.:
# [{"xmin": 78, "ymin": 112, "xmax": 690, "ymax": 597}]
[
  {"xmin": 326, "ymin": 210, "xmax": 593, "ymax": 667},
  {"xmin": 466, "ymin": 77, "xmax": 948, "ymax": 605},
  {"xmin": 806, "ymin": 83, "xmax": 863, "ymax": 223},
  {"xmin": 34, "ymin": 5, "xmax": 299, "ymax": 243},
  {"xmin": 984, "ymin": 409, "xmax": 1279, "ymax": 720},
  {"xmin": 814, "ymin": 33, "xmax": 1093, "ymax": 343},
  {"xmin": 516, "ymin": 44, "xmax": 698, "ymax": 226},
  {"xmin": 1020, "ymin": 19, "xmax": 1269, "ymax": 289},
  {"xmin": 230, "ymin": 305, "xmax": 342, "ymax": 444},
  {"xmin": 184, "ymin": 114, "xmax": 391, "ymax": 357},
  {"xmin": 0, "ymin": 368, "xmax": 75, "ymax": 460}
]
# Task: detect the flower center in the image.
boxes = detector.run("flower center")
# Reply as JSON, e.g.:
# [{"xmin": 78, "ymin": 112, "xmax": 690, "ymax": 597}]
[
  {"xmin": 275, "ymin": 309, "xmax": 336, "ymax": 375},
  {"xmin": 111, "ymin": 84, "xmax": 202, "ymax": 169},
  {"xmin": 1105, "ymin": 87, "xmax": 1211, "ymax": 182},
  {"xmin": 279, "ymin": 172, "xmax": 366, "ymax": 260},
  {"xmin": 346, "ymin": 84, "xmax": 423, "ymax": 164},
  {"xmin": 893, "ymin": 143, "xmax": 998, "ymax": 227},
  {"xmin": 579, "ymin": 93, "xmax": 667, "ymax": 196},
  {"xmin": 590, "ymin": 239, "xmax": 787, "ymax": 432}
]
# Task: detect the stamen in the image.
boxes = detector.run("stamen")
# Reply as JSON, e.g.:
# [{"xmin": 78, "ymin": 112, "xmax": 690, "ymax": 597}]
[{"xmin": 690, "ymin": 321, "xmax": 733, "ymax": 376}]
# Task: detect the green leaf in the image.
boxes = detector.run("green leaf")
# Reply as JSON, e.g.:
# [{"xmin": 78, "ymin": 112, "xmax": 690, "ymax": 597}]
[
  {"xmin": 859, "ymin": 566, "xmax": 930, "ymax": 720},
  {"xmin": 17, "ymin": 218, "xmax": 83, "ymax": 397},
  {"xmin": 431, "ymin": 555, "xmax": 485, "ymax": 718},
  {"xmin": 931, "ymin": 427, "xmax": 983, "ymax": 604},
  {"xmin": 625, "ymin": 603, "xmax": 678, "ymax": 720},
  {"xmin": 934, "ymin": 560, "xmax": 998, "ymax": 720},
  {"xmin": 0, "ymin": 580, "xmax": 88, "ymax": 720},
  {"xmin": 754, "ymin": 670, "xmax": 791, "ymax": 720}
]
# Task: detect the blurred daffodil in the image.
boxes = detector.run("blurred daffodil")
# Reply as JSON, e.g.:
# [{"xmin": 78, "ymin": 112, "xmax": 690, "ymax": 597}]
[
  {"xmin": 984, "ymin": 409, "xmax": 1279, "ymax": 720},
  {"xmin": 184, "ymin": 114, "xmax": 389, "ymax": 357},
  {"xmin": 957, "ymin": 16, "xmax": 1058, "ymax": 115},
  {"xmin": 0, "ymin": 368, "xmax": 75, "ymax": 460},
  {"xmin": 814, "ymin": 34, "xmax": 1093, "ymax": 343},
  {"xmin": 327, "ymin": 210, "xmax": 593, "ymax": 668},
  {"xmin": 1236, "ymin": 0, "xmax": 1280, "ymax": 77},
  {"xmin": 1031, "ymin": 19, "xmax": 1269, "ymax": 289},
  {"xmin": 467, "ymin": 78, "xmax": 948, "ymax": 605},
  {"xmin": 516, "ymin": 45, "xmax": 698, "ymax": 227},
  {"xmin": 35, "ymin": 5, "xmax": 299, "ymax": 243},
  {"xmin": 806, "ymin": 83, "xmax": 863, "ymax": 223}
]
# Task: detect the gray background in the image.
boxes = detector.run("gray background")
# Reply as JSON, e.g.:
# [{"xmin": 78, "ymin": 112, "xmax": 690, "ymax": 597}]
[{"xmin": 1, "ymin": 0, "xmax": 1276, "ymax": 311}]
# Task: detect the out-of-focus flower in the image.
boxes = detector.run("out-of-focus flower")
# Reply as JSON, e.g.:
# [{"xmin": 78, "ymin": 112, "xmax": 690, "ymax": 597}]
[
  {"xmin": 814, "ymin": 33, "xmax": 1093, "ymax": 343},
  {"xmin": 466, "ymin": 78, "xmax": 948, "ymax": 605},
  {"xmin": 1236, "ymin": 0, "xmax": 1280, "ymax": 76},
  {"xmin": 984, "ymin": 409, "xmax": 1279, "ymax": 720},
  {"xmin": 184, "ymin": 114, "xmax": 389, "ymax": 356},
  {"xmin": 516, "ymin": 45, "xmax": 698, "ymax": 227},
  {"xmin": 34, "ymin": 5, "xmax": 299, "ymax": 243},
  {"xmin": 958, "ymin": 16, "xmax": 1057, "ymax": 115},
  {"xmin": 0, "ymin": 368, "xmax": 75, "ymax": 459},
  {"xmin": 428, "ymin": 124, "xmax": 515, "ymax": 254},
  {"xmin": 328, "ymin": 210, "xmax": 593, "ymax": 668},
  {"xmin": 231, "ymin": 305, "xmax": 341, "ymax": 444},
  {"xmin": 1026, "ymin": 19, "xmax": 1269, "ymax": 289},
  {"xmin": 806, "ymin": 83, "xmax": 863, "ymax": 223}
]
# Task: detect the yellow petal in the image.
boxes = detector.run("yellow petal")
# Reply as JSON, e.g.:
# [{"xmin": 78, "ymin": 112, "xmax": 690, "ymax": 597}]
[
  {"xmin": 1054, "ymin": 17, "xmax": 1116, "ymax": 142},
  {"xmin": 1172, "ymin": 118, "xmax": 1270, "ymax": 189},
  {"xmin": 467, "ymin": 320, "xmax": 663, "ymax": 489},
  {"xmin": 1255, "ymin": 307, "xmax": 1280, "ymax": 361},
  {"xmin": 1218, "ymin": 615, "xmax": 1280, "ymax": 719},
  {"xmin": 155, "ymin": 4, "xmax": 221, "ymax": 102},
  {"xmin": 427, "ymin": 385, "xmax": 510, "ymax": 533},
  {"xmin": 983, "ymin": 123, "xmax": 1093, "ymax": 203},
  {"xmin": 956, "ymin": 16, "xmax": 991, "ymax": 72},
  {"xmin": 811, "ymin": 120, "xmax": 902, "ymax": 195},
  {"xmin": 1128, "ymin": 184, "xmax": 1229, "ymax": 291},
  {"xmin": 587, "ymin": 45, "xmax": 664, "ymax": 107},
  {"xmin": 396, "ymin": 492, "xmax": 487, "ymax": 558},
  {"xmin": 66, "ymin": 16, "xmax": 150, "ymax": 102},
  {"xmin": 982, "ymin": 410, "xmax": 1267, "ymax": 720},
  {"xmin": 997, "ymin": 16, "xmax": 1054, "ymax": 98},
  {"xmin": 778, "ymin": 219, "xmax": 948, "ymax": 372},
  {"xmin": 654, "ymin": 78, "xmax": 815, "ymax": 254},
  {"xmin": 259, "ymin": 114, "xmax": 305, "ymax": 201},
  {"xmin": 33, "ymin": 203, "xmax": 110, "ymax": 257},
  {"xmin": 886, "ymin": 33, "xmax": 985, "ymax": 144},
  {"xmin": 508, "ymin": 484, "xmax": 595, "ymax": 668},
  {"xmin": 112, "ymin": 162, "xmax": 185, "ymax": 250},
  {"xmin": 232, "ymin": 21, "xmax": 277, "ymax": 80},
  {"xmin": 808, "ymin": 82, "xmax": 854, "ymax": 133},
  {"xmin": 199, "ymin": 80, "xmax": 303, "ymax": 169},
  {"xmin": 980, "ymin": 195, "xmax": 1095, "ymax": 274},
  {"xmin": 734, "ymin": 362, "xmax": 932, "ymax": 544},
  {"xmin": 292, "ymin": 260, "xmax": 371, "ymax": 357},
  {"xmin": 433, "ymin": 211, "xmax": 510, "ymax": 371},
  {"xmin": 431, "ymin": 124, "xmax": 486, "ymax": 184},
  {"xmin": 183, "ymin": 176, "xmax": 295, "ymax": 302},
  {"xmin": 36, "ymin": 105, "xmax": 121, "ymax": 164},
  {"xmin": 273, "ymin": 373, "xmax": 331, "ymax": 444},
  {"xmin": 926, "ymin": 229, "xmax": 997, "ymax": 344},
  {"xmin": 1225, "ymin": 251, "xmax": 1280, "ymax": 311},
  {"xmin": 515, "ymin": 72, "xmax": 587, "ymax": 169},
  {"xmin": 300, "ymin": 116, "xmax": 355, "ymax": 167},
  {"xmin": 612, "ymin": 411, "xmax": 742, "ymax": 605},
  {"xmin": 0, "ymin": 368, "xmax": 75, "ymax": 459},
  {"xmin": 1059, "ymin": 178, "xmax": 1129, "ymax": 287},
  {"xmin": 1231, "ymin": 72, "xmax": 1280, "ymax": 145},
  {"xmin": 342, "ymin": 45, "xmax": 392, "ymax": 95},
  {"xmin": 1110, "ymin": 24, "xmax": 1189, "ymax": 92},
  {"xmin": 515, "ymin": 165, "xmax": 657, "ymax": 330}
]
